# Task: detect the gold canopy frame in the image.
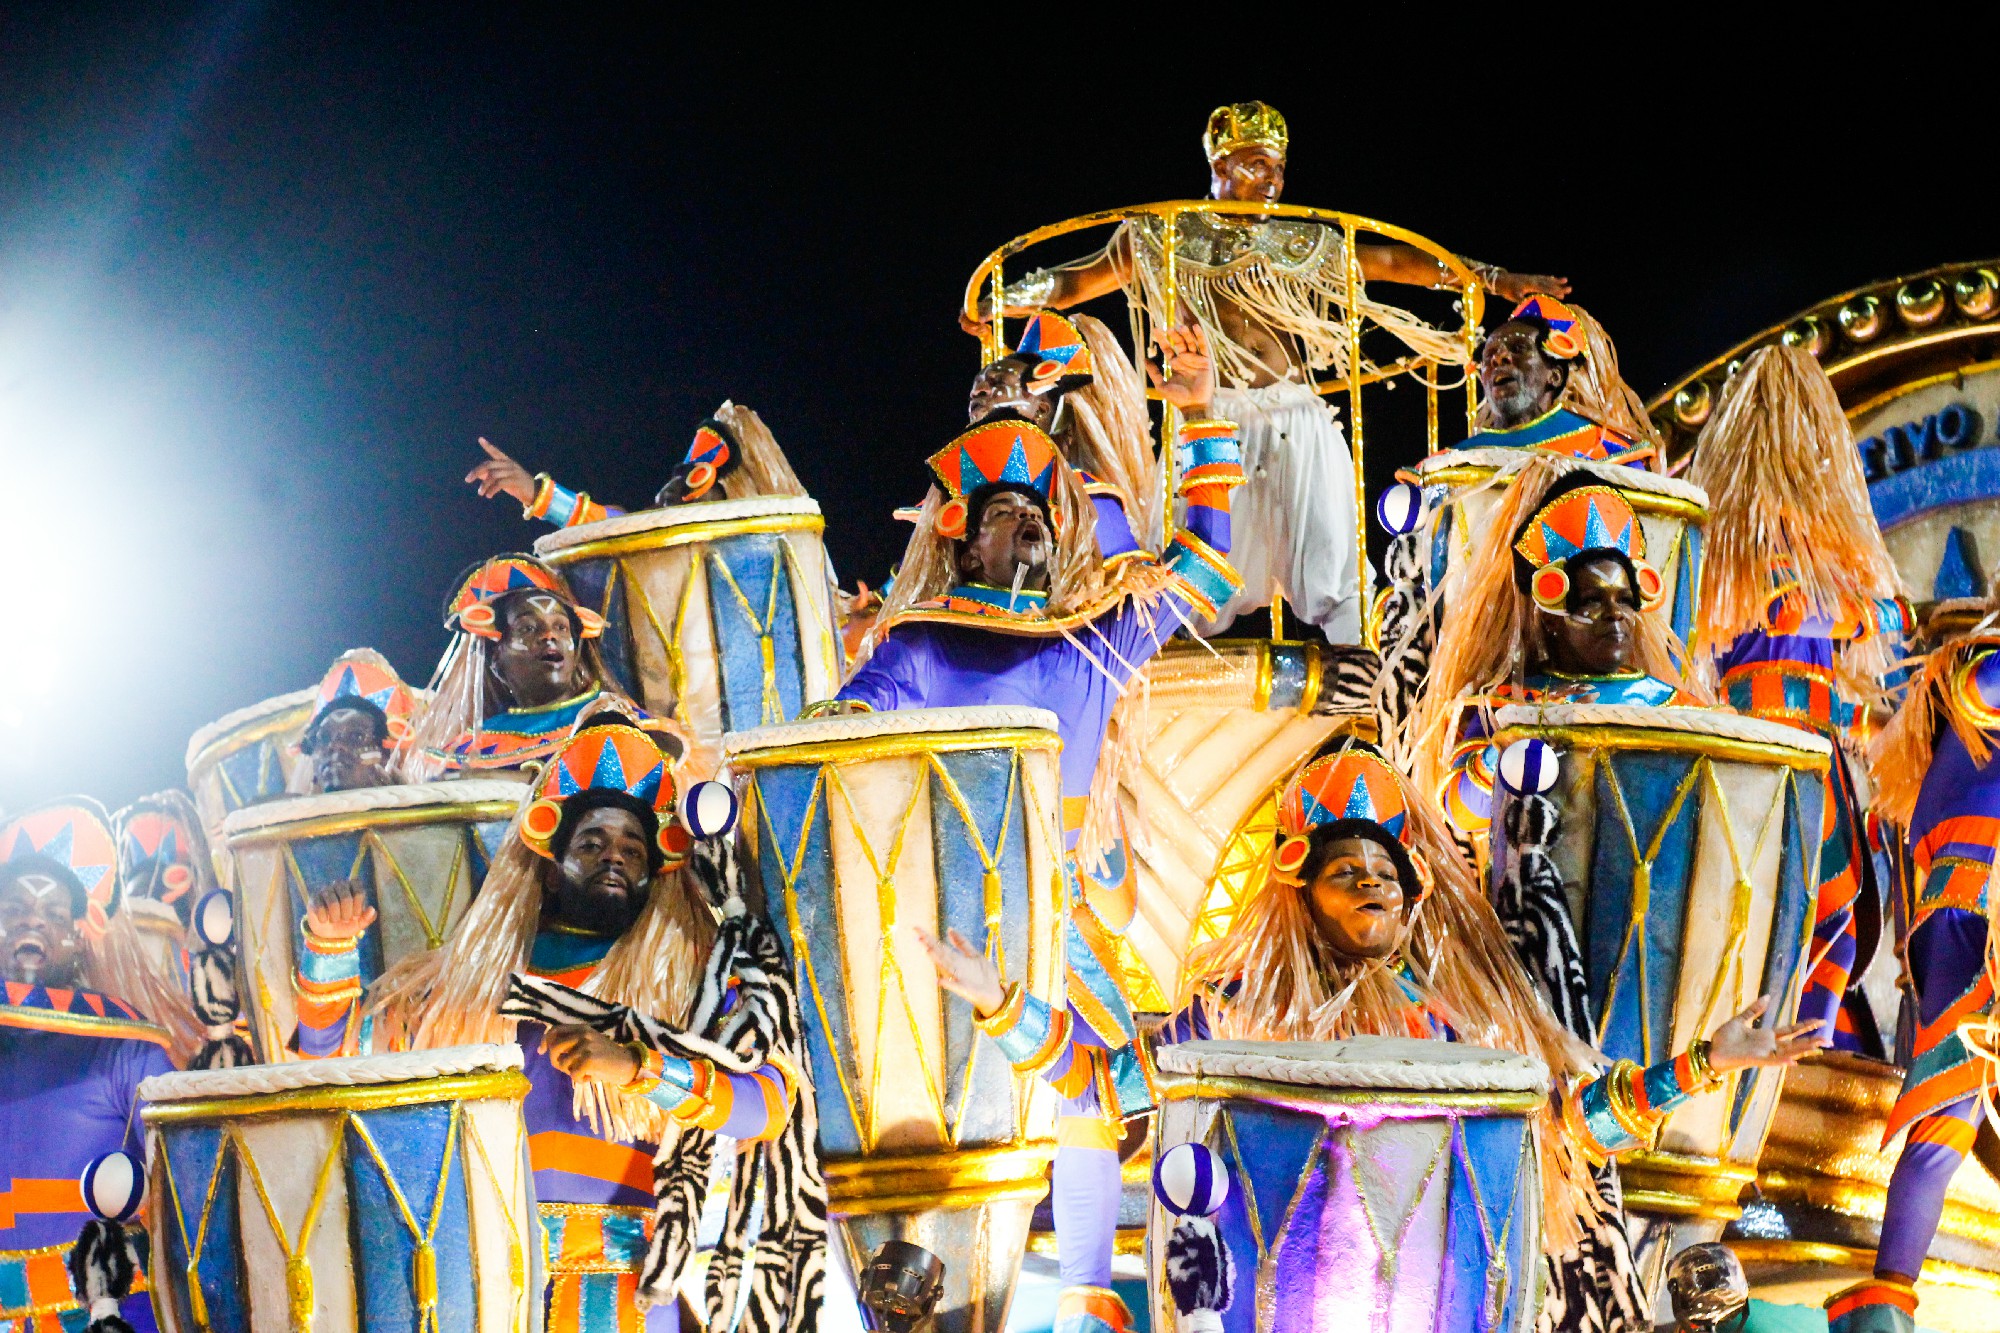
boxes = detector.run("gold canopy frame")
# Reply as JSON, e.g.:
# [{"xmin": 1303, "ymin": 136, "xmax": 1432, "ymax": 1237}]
[{"xmin": 963, "ymin": 201, "xmax": 1486, "ymax": 642}]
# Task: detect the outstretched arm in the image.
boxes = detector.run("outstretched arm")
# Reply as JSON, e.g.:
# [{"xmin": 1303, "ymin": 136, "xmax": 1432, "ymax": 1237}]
[
  {"xmin": 1356, "ymin": 244, "xmax": 1569, "ymax": 304},
  {"xmin": 962, "ymin": 235, "xmax": 1134, "ymax": 336},
  {"xmin": 292, "ymin": 881, "xmax": 377, "ymax": 1058},
  {"xmin": 465, "ymin": 437, "xmax": 624, "ymax": 528},
  {"xmin": 542, "ymin": 1022, "xmax": 798, "ymax": 1143},
  {"xmin": 1564, "ymin": 996, "xmax": 1826, "ymax": 1161}
]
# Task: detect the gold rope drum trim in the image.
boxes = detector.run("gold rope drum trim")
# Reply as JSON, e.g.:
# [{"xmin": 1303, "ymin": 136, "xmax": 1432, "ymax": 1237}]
[
  {"xmin": 224, "ymin": 800, "xmax": 521, "ymax": 845},
  {"xmin": 822, "ymin": 1143, "xmax": 1058, "ymax": 1216},
  {"xmin": 539, "ymin": 513, "xmax": 826, "ymax": 565},
  {"xmin": 1157, "ymin": 1074, "xmax": 1544, "ymax": 1114},
  {"xmin": 1490, "ymin": 723, "xmax": 1831, "ymax": 774},
  {"xmin": 1727, "ymin": 1240, "xmax": 2000, "ymax": 1296},
  {"xmin": 727, "ymin": 728, "xmax": 1062, "ymax": 771},
  {"xmin": 141, "ymin": 1070, "xmax": 532, "ymax": 1124},
  {"xmin": 185, "ymin": 702, "xmax": 316, "ymax": 778},
  {"xmin": 1415, "ymin": 465, "xmax": 1710, "ymax": 524}
]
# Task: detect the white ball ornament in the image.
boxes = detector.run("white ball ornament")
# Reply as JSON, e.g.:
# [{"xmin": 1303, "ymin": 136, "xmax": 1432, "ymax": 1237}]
[
  {"xmin": 1375, "ymin": 481, "xmax": 1422, "ymax": 536},
  {"xmin": 81, "ymin": 1151, "xmax": 143, "ymax": 1222},
  {"xmin": 680, "ymin": 780, "xmax": 739, "ymax": 840},
  {"xmin": 194, "ymin": 889, "xmax": 235, "ymax": 949},
  {"xmin": 1153, "ymin": 1141, "xmax": 1229, "ymax": 1217},
  {"xmin": 1499, "ymin": 738, "xmax": 1560, "ymax": 795}
]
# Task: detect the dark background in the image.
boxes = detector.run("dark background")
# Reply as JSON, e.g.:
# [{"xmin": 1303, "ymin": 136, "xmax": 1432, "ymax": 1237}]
[{"xmin": 1, "ymin": 7, "xmax": 1990, "ymax": 812}]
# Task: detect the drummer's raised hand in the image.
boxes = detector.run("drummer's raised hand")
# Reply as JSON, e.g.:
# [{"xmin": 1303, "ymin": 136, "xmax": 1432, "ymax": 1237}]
[
  {"xmin": 466, "ymin": 437, "xmax": 537, "ymax": 506},
  {"xmin": 540, "ymin": 1023, "xmax": 642, "ymax": 1086},
  {"xmin": 303, "ymin": 880, "xmax": 376, "ymax": 942},
  {"xmin": 903, "ymin": 923, "xmax": 1006, "ymax": 1018},
  {"xmin": 1146, "ymin": 320, "xmax": 1216, "ymax": 416},
  {"xmin": 1705, "ymin": 995, "xmax": 1830, "ymax": 1072}
]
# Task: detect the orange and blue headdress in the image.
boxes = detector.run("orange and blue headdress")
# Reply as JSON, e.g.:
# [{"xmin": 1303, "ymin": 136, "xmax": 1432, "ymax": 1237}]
[
  {"xmin": 677, "ymin": 417, "xmax": 742, "ymax": 502},
  {"xmin": 518, "ymin": 723, "xmax": 689, "ymax": 870},
  {"xmin": 1270, "ymin": 746, "xmax": 1427, "ymax": 900},
  {"xmin": 444, "ymin": 553, "xmax": 605, "ymax": 641},
  {"xmin": 925, "ymin": 419, "xmax": 1064, "ymax": 541},
  {"xmin": 1509, "ymin": 295, "xmax": 1585, "ymax": 361},
  {"xmin": 114, "ymin": 793, "xmax": 211, "ymax": 917},
  {"xmin": 1008, "ymin": 312, "xmax": 1095, "ymax": 395},
  {"xmin": 0, "ymin": 800, "xmax": 121, "ymax": 941},
  {"xmin": 1512, "ymin": 478, "xmax": 1665, "ymax": 613},
  {"xmin": 305, "ymin": 648, "xmax": 419, "ymax": 748}
]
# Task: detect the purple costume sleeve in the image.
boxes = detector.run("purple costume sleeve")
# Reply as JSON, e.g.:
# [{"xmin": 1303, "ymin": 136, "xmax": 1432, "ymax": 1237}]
[{"xmin": 838, "ymin": 627, "xmax": 932, "ymax": 710}]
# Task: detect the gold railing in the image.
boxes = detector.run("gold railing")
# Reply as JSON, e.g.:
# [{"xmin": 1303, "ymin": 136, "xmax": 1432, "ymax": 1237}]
[{"xmin": 962, "ymin": 200, "xmax": 1485, "ymax": 643}]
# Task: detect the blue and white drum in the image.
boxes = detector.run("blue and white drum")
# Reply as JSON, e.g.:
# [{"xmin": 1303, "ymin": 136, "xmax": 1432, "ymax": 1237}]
[
  {"xmin": 140, "ymin": 1044, "xmax": 537, "ymax": 1333},
  {"xmin": 184, "ymin": 690, "xmax": 318, "ymax": 846},
  {"xmin": 1149, "ymin": 1037, "xmax": 1547, "ymax": 1333},
  {"xmin": 222, "ymin": 782, "xmax": 522, "ymax": 1061},
  {"xmin": 535, "ymin": 496, "xmax": 843, "ymax": 771},
  {"xmin": 1412, "ymin": 450, "xmax": 1707, "ymax": 646}
]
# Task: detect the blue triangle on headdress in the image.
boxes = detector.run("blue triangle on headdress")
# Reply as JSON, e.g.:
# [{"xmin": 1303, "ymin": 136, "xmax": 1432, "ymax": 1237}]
[
  {"xmin": 556, "ymin": 761, "xmax": 583, "ymax": 797},
  {"xmin": 504, "ymin": 565, "xmax": 539, "ymax": 591},
  {"xmin": 997, "ymin": 436, "xmax": 1035, "ymax": 488},
  {"xmin": 1582, "ymin": 498, "xmax": 1616, "ymax": 553},
  {"xmin": 333, "ymin": 666, "xmax": 362, "ymax": 700},
  {"xmin": 1542, "ymin": 519, "xmax": 1580, "ymax": 564},
  {"xmin": 631, "ymin": 758, "xmax": 663, "ymax": 805},
  {"xmin": 1340, "ymin": 779, "xmax": 1376, "ymax": 823},
  {"xmin": 589, "ymin": 740, "xmax": 629, "ymax": 795},
  {"xmin": 36, "ymin": 823, "xmax": 74, "ymax": 869}
]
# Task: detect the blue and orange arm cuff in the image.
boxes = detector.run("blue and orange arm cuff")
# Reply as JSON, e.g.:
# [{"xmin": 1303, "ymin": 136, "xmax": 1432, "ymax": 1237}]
[
  {"xmin": 1563, "ymin": 1045, "xmax": 1719, "ymax": 1162},
  {"xmin": 526, "ymin": 474, "xmax": 623, "ymax": 529},
  {"xmin": 627, "ymin": 1046, "xmax": 799, "ymax": 1143},
  {"xmin": 975, "ymin": 982, "xmax": 1074, "ymax": 1078}
]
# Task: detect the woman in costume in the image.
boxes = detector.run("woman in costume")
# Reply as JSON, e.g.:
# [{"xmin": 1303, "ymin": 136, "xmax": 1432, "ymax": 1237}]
[
  {"xmin": 298, "ymin": 721, "xmax": 821, "ymax": 1333},
  {"xmin": 914, "ymin": 743, "xmax": 1824, "ymax": 1333},
  {"xmin": 294, "ymin": 647, "xmax": 422, "ymax": 792},
  {"xmin": 0, "ymin": 800, "xmax": 205, "ymax": 1332},
  {"xmin": 1833, "ymin": 627, "xmax": 2000, "ymax": 1332},
  {"xmin": 1416, "ymin": 457, "xmax": 1706, "ymax": 836},
  {"xmin": 833, "ymin": 323, "xmax": 1240, "ymax": 1333},
  {"xmin": 404, "ymin": 553, "xmax": 674, "ymax": 780},
  {"xmin": 465, "ymin": 402, "xmax": 808, "ymax": 527},
  {"xmin": 1688, "ymin": 344, "xmax": 1909, "ymax": 1055}
]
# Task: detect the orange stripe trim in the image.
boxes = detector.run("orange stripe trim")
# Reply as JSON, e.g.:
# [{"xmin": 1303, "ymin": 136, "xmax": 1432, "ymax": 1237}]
[
  {"xmin": 528, "ymin": 1131, "xmax": 655, "ymax": 1195},
  {"xmin": 1909, "ymin": 1116, "xmax": 1978, "ymax": 1153}
]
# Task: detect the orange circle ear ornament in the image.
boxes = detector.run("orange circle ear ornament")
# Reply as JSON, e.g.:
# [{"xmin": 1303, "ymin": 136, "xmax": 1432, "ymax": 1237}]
[
  {"xmin": 683, "ymin": 460, "xmax": 718, "ymax": 501},
  {"xmin": 935, "ymin": 498, "xmax": 968, "ymax": 540},
  {"xmin": 1272, "ymin": 835, "xmax": 1312, "ymax": 885},
  {"xmin": 658, "ymin": 823, "xmax": 693, "ymax": 866},
  {"xmin": 459, "ymin": 601, "xmax": 499, "ymax": 638},
  {"xmin": 574, "ymin": 605, "xmax": 607, "ymax": 639},
  {"xmin": 386, "ymin": 717, "xmax": 413, "ymax": 742},
  {"xmin": 1543, "ymin": 328, "xmax": 1583, "ymax": 360},
  {"xmin": 521, "ymin": 798, "xmax": 563, "ymax": 854},
  {"xmin": 1633, "ymin": 560, "xmax": 1666, "ymax": 611},
  {"xmin": 1530, "ymin": 563, "xmax": 1571, "ymax": 612},
  {"xmin": 84, "ymin": 902, "xmax": 110, "ymax": 944}
]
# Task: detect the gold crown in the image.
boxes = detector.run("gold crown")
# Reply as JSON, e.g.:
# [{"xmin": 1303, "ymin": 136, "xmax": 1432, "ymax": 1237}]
[{"xmin": 1203, "ymin": 101, "xmax": 1287, "ymax": 161}]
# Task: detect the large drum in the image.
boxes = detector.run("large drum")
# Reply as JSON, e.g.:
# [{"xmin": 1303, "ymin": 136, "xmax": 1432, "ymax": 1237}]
[
  {"xmin": 1486, "ymin": 703, "xmax": 1829, "ymax": 1297},
  {"xmin": 1412, "ymin": 449, "xmax": 1708, "ymax": 645},
  {"xmin": 1149, "ymin": 1036, "xmax": 1548, "ymax": 1333},
  {"xmin": 185, "ymin": 689, "xmax": 318, "ymax": 844},
  {"xmin": 140, "ymin": 1044, "xmax": 537, "ymax": 1333},
  {"xmin": 223, "ymin": 782, "xmax": 522, "ymax": 1061},
  {"xmin": 535, "ymin": 496, "xmax": 843, "ymax": 769},
  {"xmin": 726, "ymin": 706, "xmax": 1066, "ymax": 1333}
]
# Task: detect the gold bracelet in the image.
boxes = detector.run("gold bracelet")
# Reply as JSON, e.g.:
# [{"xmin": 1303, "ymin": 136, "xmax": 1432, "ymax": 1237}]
[
  {"xmin": 1686, "ymin": 1038, "xmax": 1725, "ymax": 1089},
  {"xmin": 619, "ymin": 1043, "xmax": 663, "ymax": 1096},
  {"xmin": 974, "ymin": 982, "xmax": 1027, "ymax": 1037}
]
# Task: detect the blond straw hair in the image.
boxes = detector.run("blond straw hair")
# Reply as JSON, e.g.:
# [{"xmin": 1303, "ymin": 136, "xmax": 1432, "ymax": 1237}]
[
  {"xmin": 1688, "ymin": 345, "xmax": 1901, "ymax": 677},
  {"xmin": 1062, "ymin": 315, "xmax": 1161, "ymax": 550},
  {"xmin": 713, "ymin": 401, "xmax": 807, "ymax": 500},
  {"xmin": 1477, "ymin": 301, "xmax": 1664, "ymax": 467}
]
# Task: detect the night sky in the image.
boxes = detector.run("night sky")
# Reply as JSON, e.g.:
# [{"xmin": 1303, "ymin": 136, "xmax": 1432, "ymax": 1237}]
[{"xmin": 1, "ymin": 7, "xmax": 1990, "ymax": 812}]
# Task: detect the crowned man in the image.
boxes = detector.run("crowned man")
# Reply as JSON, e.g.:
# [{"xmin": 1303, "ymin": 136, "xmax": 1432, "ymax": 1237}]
[
  {"xmin": 405, "ymin": 555, "xmax": 679, "ymax": 780},
  {"xmin": 975, "ymin": 100, "xmax": 1567, "ymax": 642},
  {"xmin": 832, "ymin": 326, "xmax": 1240, "ymax": 1333},
  {"xmin": 301, "ymin": 722, "xmax": 822, "ymax": 1333},
  {"xmin": 916, "ymin": 743, "xmax": 1823, "ymax": 1333},
  {"xmin": 466, "ymin": 402, "xmax": 809, "ymax": 527},
  {"xmin": 0, "ymin": 801, "xmax": 201, "ymax": 1333}
]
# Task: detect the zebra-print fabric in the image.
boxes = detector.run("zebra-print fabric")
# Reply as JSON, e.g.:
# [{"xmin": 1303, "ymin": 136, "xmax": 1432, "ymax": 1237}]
[
  {"xmin": 1311, "ymin": 645, "xmax": 1381, "ymax": 718},
  {"xmin": 1494, "ymin": 794, "xmax": 1593, "ymax": 1043},
  {"xmin": 500, "ymin": 838, "xmax": 825, "ymax": 1333},
  {"xmin": 1537, "ymin": 1167, "xmax": 1648, "ymax": 1333},
  {"xmin": 1373, "ymin": 531, "xmax": 1435, "ymax": 767},
  {"xmin": 188, "ymin": 944, "xmax": 254, "ymax": 1070},
  {"xmin": 66, "ymin": 1218, "xmax": 139, "ymax": 1333}
]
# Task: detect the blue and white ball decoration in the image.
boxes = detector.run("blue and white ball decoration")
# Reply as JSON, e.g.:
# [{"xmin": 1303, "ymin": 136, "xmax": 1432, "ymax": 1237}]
[
  {"xmin": 1498, "ymin": 738, "xmax": 1560, "ymax": 795},
  {"xmin": 193, "ymin": 888, "xmax": 235, "ymax": 950},
  {"xmin": 1375, "ymin": 481, "xmax": 1423, "ymax": 536},
  {"xmin": 81, "ymin": 1151, "xmax": 143, "ymax": 1223},
  {"xmin": 1154, "ymin": 1141, "xmax": 1229, "ymax": 1218},
  {"xmin": 680, "ymin": 780, "xmax": 739, "ymax": 840}
]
